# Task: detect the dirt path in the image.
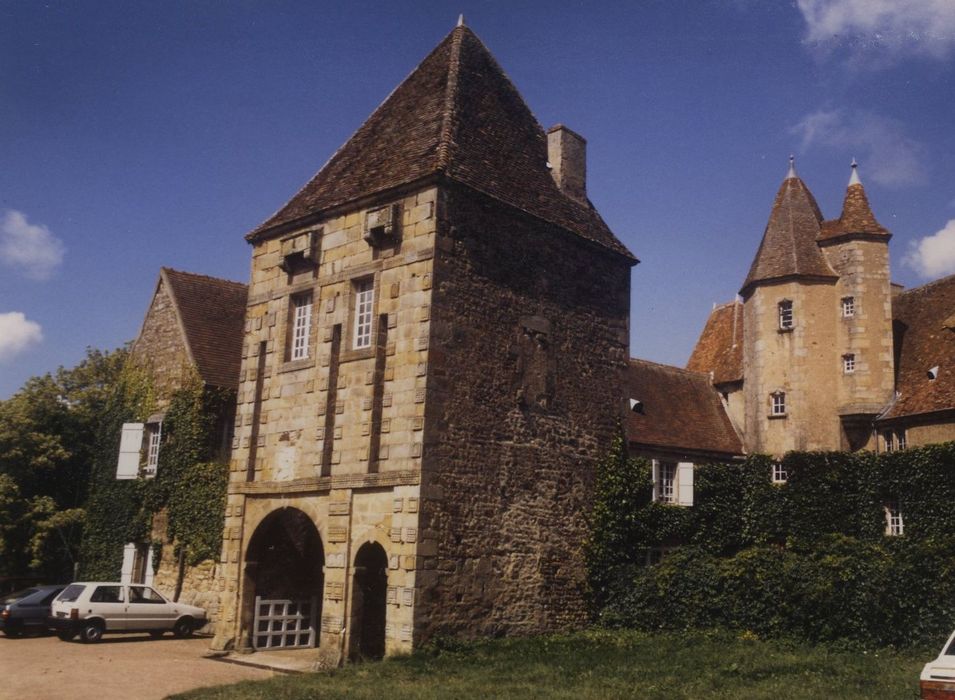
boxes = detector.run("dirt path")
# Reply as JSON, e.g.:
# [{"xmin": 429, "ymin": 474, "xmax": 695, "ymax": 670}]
[{"xmin": 0, "ymin": 633, "xmax": 272, "ymax": 700}]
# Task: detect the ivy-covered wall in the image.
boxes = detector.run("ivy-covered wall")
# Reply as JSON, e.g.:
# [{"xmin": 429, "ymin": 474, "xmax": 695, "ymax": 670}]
[
  {"xmin": 79, "ymin": 368, "xmax": 231, "ymax": 582},
  {"xmin": 588, "ymin": 439, "xmax": 955, "ymax": 647}
]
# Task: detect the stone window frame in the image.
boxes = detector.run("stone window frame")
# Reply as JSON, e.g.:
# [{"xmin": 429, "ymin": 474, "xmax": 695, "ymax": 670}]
[
  {"xmin": 884, "ymin": 501, "xmax": 904, "ymax": 536},
  {"xmin": 843, "ymin": 353, "xmax": 856, "ymax": 374},
  {"xmin": 771, "ymin": 461, "xmax": 788, "ymax": 484},
  {"xmin": 769, "ymin": 391, "xmax": 786, "ymax": 418},
  {"xmin": 778, "ymin": 299, "xmax": 794, "ymax": 332},
  {"xmin": 353, "ymin": 278, "xmax": 375, "ymax": 349},
  {"xmin": 285, "ymin": 291, "xmax": 314, "ymax": 363},
  {"xmin": 340, "ymin": 271, "xmax": 381, "ymax": 364},
  {"xmin": 841, "ymin": 296, "xmax": 855, "ymax": 318}
]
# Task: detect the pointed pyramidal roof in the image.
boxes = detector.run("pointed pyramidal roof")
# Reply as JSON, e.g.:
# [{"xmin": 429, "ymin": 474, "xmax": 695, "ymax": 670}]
[
  {"xmin": 819, "ymin": 160, "xmax": 890, "ymax": 242},
  {"xmin": 740, "ymin": 158, "xmax": 837, "ymax": 296},
  {"xmin": 249, "ymin": 24, "xmax": 633, "ymax": 260}
]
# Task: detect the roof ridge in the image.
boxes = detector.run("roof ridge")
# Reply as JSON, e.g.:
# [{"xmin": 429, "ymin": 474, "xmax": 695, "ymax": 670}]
[
  {"xmin": 897, "ymin": 272, "xmax": 955, "ymax": 298},
  {"xmin": 161, "ymin": 266, "xmax": 248, "ymax": 288},
  {"xmin": 435, "ymin": 25, "xmax": 465, "ymax": 172}
]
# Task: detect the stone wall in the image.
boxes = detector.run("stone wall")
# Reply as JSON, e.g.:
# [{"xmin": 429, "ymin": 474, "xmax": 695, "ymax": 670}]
[
  {"xmin": 129, "ymin": 276, "xmax": 192, "ymax": 405},
  {"xmin": 416, "ymin": 184, "xmax": 632, "ymax": 640}
]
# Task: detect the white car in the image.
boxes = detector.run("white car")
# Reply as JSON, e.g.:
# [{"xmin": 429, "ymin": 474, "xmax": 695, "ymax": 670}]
[
  {"xmin": 49, "ymin": 582, "xmax": 207, "ymax": 643},
  {"xmin": 921, "ymin": 629, "xmax": 955, "ymax": 698}
]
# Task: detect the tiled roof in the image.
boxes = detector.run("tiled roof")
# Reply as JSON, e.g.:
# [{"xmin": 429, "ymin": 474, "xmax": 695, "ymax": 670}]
[
  {"xmin": 880, "ymin": 274, "xmax": 955, "ymax": 421},
  {"xmin": 740, "ymin": 174, "xmax": 837, "ymax": 295},
  {"xmin": 249, "ymin": 25, "xmax": 634, "ymax": 260},
  {"xmin": 686, "ymin": 300, "xmax": 743, "ymax": 385},
  {"xmin": 626, "ymin": 358, "xmax": 743, "ymax": 458},
  {"xmin": 162, "ymin": 268, "xmax": 248, "ymax": 391},
  {"xmin": 819, "ymin": 182, "xmax": 890, "ymax": 242}
]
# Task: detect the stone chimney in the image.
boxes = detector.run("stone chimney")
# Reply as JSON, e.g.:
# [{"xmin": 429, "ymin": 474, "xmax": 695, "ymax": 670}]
[{"xmin": 546, "ymin": 124, "xmax": 587, "ymax": 204}]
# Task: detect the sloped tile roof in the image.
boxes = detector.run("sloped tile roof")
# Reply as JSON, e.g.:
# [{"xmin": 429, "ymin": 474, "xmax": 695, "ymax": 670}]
[
  {"xmin": 686, "ymin": 300, "xmax": 744, "ymax": 385},
  {"xmin": 740, "ymin": 175, "xmax": 837, "ymax": 295},
  {"xmin": 250, "ymin": 25, "xmax": 633, "ymax": 260},
  {"xmin": 880, "ymin": 274, "xmax": 955, "ymax": 421},
  {"xmin": 819, "ymin": 182, "xmax": 890, "ymax": 241},
  {"xmin": 162, "ymin": 268, "xmax": 248, "ymax": 391},
  {"xmin": 626, "ymin": 358, "xmax": 743, "ymax": 458}
]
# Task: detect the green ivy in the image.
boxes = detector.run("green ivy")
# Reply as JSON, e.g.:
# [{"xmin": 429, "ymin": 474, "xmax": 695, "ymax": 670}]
[
  {"xmin": 590, "ymin": 442, "xmax": 955, "ymax": 647},
  {"xmin": 79, "ymin": 367, "xmax": 232, "ymax": 579}
]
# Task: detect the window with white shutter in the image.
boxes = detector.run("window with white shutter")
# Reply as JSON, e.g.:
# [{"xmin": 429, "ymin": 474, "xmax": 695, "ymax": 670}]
[
  {"xmin": 116, "ymin": 423, "xmax": 145, "ymax": 479},
  {"xmin": 676, "ymin": 462, "xmax": 694, "ymax": 506}
]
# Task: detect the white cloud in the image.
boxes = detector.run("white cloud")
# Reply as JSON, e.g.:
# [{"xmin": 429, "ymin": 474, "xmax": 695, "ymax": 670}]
[
  {"xmin": 904, "ymin": 219, "xmax": 955, "ymax": 279},
  {"xmin": 797, "ymin": 0, "xmax": 955, "ymax": 62},
  {"xmin": 0, "ymin": 312, "xmax": 43, "ymax": 363},
  {"xmin": 0, "ymin": 210, "xmax": 65, "ymax": 280},
  {"xmin": 791, "ymin": 108, "xmax": 925, "ymax": 187}
]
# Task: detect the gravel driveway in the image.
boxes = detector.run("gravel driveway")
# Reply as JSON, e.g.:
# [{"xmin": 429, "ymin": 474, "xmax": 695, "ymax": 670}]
[{"xmin": 0, "ymin": 633, "xmax": 271, "ymax": 700}]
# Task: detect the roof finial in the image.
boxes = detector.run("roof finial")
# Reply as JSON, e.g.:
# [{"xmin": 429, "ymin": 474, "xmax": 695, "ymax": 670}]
[
  {"xmin": 786, "ymin": 154, "xmax": 797, "ymax": 180},
  {"xmin": 457, "ymin": 14, "xmax": 465, "ymax": 27},
  {"xmin": 849, "ymin": 157, "xmax": 861, "ymax": 186}
]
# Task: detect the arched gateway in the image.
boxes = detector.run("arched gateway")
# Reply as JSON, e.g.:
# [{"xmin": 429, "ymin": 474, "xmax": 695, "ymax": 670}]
[{"xmin": 243, "ymin": 508, "xmax": 324, "ymax": 650}]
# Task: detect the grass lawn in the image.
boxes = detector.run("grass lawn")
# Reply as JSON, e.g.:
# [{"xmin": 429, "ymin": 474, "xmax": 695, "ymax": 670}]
[{"xmin": 172, "ymin": 629, "xmax": 928, "ymax": 699}]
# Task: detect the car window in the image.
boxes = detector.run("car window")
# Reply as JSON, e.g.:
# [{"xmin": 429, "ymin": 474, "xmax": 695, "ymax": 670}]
[
  {"xmin": 946, "ymin": 637, "xmax": 955, "ymax": 656},
  {"xmin": 1, "ymin": 588, "xmax": 38, "ymax": 605},
  {"xmin": 129, "ymin": 586, "xmax": 165, "ymax": 604},
  {"xmin": 57, "ymin": 584, "xmax": 86, "ymax": 603},
  {"xmin": 39, "ymin": 589, "xmax": 64, "ymax": 605},
  {"xmin": 90, "ymin": 585, "xmax": 124, "ymax": 603}
]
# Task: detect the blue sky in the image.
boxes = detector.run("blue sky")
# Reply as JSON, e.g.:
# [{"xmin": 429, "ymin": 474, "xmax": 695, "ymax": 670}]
[{"xmin": 3, "ymin": 0, "xmax": 955, "ymax": 398}]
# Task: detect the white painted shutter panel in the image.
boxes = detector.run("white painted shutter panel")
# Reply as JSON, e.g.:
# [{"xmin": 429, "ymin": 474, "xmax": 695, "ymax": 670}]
[
  {"xmin": 116, "ymin": 422, "xmax": 144, "ymax": 479},
  {"xmin": 651, "ymin": 460, "xmax": 660, "ymax": 502},
  {"xmin": 144, "ymin": 547, "xmax": 155, "ymax": 587},
  {"xmin": 677, "ymin": 462, "xmax": 694, "ymax": 506},
  {"xmin": 120, "ymin": 543, "xmax": 136, "ymax": 584}
]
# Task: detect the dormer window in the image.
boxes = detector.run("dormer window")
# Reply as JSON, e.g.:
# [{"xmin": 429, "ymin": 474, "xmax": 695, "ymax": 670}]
[
  {"xmin": 363, "ymin": 204, "xmax": 399, "ymax": 246},
  {"xmin": 843, "ymin": 353, "xmax": 855, "ymax": 374},
  {"xmin": 778, "ymin": 300, "xmax": 793, "ymax": 331},
  {"xmin": 841, "ymin": 296, "xmax": 855, "ymax": 318}
]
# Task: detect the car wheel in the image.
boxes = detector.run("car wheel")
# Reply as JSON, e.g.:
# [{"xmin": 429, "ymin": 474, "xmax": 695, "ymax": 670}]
[
  {"xmin": 57, "ymin": 631, "xmax": 75, "ymax": 642},
  {"xmin": 80, "ymin": 621, "xmax": 104, "ymax": 643},
  {"xmin": 148, "ymin": 630, "xmax": 164, "ymax": 639},
  {"xmin": 173, "ymin": 618, "xmax": 194, "ymax": 638}
]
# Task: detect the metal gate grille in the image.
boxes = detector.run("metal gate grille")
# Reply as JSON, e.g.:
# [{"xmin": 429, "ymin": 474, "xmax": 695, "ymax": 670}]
[{"xmin": 253, "ymin": 596, "xmax": 317, "ymax": 649}]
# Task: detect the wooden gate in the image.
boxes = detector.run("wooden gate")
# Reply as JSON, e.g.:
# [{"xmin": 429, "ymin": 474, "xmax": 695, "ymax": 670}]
[{"xmin": 252, "ymin": 596, "xmax": 318, "ymax": 649}]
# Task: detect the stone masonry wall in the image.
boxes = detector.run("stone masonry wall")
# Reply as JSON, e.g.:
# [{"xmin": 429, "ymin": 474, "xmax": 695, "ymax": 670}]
[
  {"xmin": 213, "ymin": 187, "xmax": 437, "ymax": 659},
  {"xmin": 129, "ymin": 277, "xmax": 192, "ymax": 406},
  {"xmin": 416, "ymin": 184, "xmax": 632, "ymax": 640}
]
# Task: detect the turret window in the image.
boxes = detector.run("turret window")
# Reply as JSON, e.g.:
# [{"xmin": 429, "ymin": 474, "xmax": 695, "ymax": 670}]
[
  {"xmin": 843, "ymin": 353, "xmax": 855, "ymax": 374},
  {"xmin": 841, "ymin": 296, "xmax": 855, "ymax": 318},
  {"xmin": 778, "ymin": 300, "xmax": 793, "ymax": 331},
  {"xmin": 770, "ymin": 391, "xmax": 786, "ymax": 417}
]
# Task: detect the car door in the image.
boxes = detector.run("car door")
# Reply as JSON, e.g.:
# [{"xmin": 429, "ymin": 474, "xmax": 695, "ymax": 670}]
[
  {"xmin": 127, "ymin": 586, "xmax": 170, "ymax": 630},
  {"xmin": 88, "ymin": 585, "xmax": 127, "ymax": 630}
]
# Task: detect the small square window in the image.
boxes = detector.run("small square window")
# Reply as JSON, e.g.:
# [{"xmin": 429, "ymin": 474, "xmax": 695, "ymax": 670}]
[
  {"xmin": 771, "ymin": 392, "xmax": 786, "ymax": 416},
  {"xmin": 885, "ymin": 501, "xmax": 903, "ymax": 536},
  {"xmin": 353, "ymin": 279, "xmax": 375, "ymax": 349},
  {"xmin": 843, "ymin": 353, "xmax": 855, "ymax": 374},
  {"xmin": 772, "ymin": 462, "xmax": 788, "ymax": 484},
  {"xmin": 778, "ymin": 300, "xmax": 794, "ymax": 331},
  {"xmin": 842, "ymin": 296, "xmax": 855, "ymax": 318}
]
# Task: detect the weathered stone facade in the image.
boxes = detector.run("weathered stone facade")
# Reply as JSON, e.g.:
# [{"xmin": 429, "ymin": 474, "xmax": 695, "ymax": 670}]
[
  {"xmin": 211, "ymin": 23, "xmax": 635, "ymax": 661},
  {"xmin": 129, "ymin": 277, "xmax": 194, "ymax": 405}
]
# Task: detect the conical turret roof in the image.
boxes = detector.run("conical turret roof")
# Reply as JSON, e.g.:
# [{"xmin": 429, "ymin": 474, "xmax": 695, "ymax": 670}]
[
  {"xmin": 248, "ymin": 25, "xmax": 633, "ymax": 259},
  {"xmin": 740, "ymin": 162, "xmax": 837, "ymax": 296},
  {"xmin": 819, "ymin": 161, "xmax": 890, "ymax": 242}
]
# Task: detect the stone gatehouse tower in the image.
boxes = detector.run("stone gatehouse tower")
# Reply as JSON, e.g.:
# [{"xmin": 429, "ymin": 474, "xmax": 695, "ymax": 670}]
[{"xmin": 211, "ymin": 23, "xmax": 635, "ymax": 661}]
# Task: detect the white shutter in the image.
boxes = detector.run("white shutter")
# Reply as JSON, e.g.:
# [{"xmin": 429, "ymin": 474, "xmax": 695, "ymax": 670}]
[
  {"xmin": 120, "ymin": 543, "xmax": 136, "ymax": 584},
  {"xmin": 651, "ymin": 460, "xmax": 660, "ymax": 502},
  {"xmin": 116, "ymin": 422, "xmax": 144, "ymax": 479},
  {"xmin": 677, "ymin": 462, "xmax": 694, "ymax": 506},
  {"xmin": 144, "ymin": 546, "xmax": 155, "ymax": 587}
]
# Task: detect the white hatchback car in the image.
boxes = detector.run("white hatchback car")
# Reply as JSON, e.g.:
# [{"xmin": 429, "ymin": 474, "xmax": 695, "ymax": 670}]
[
  {"xmin": 921, "ymin": 629, "xmax": 955, "ymax": 698},
  {"xmin": 49, "ymin": 582, "xmax": 207, "ymax": 643}
]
